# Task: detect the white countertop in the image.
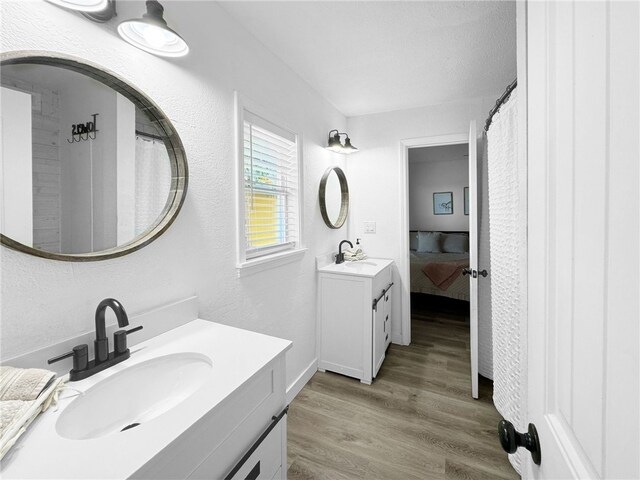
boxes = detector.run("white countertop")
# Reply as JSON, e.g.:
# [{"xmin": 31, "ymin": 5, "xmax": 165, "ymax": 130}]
[
  {"xmin": 317, "ymin": 257, "xmax": 393, "ymax": 278},
  {"xmin": 0, "ymin": 320, "xmax": 292, "ymax": 479}
]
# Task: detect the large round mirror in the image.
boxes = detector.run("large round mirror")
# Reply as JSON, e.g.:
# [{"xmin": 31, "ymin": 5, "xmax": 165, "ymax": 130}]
[
  {"xmin": 0, "ymin": 52, "xmax": 187, "ymax": 261},
  {"xmin": 319, "ymin": 166, "xmax": 348, "ymax": 229}
]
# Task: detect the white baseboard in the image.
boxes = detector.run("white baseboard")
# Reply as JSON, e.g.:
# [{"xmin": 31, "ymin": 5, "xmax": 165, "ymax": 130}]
[{"xmin": 286, "ymin": 357, "xmax": 317, "ymax": 404}]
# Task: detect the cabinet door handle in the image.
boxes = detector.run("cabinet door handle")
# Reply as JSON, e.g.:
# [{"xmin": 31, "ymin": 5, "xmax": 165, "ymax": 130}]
[
  {"xmin": 224, "ymin": 407, "xmax": 288, "ymax": 480},
  {"xmin": 245, "ymin": 461, "xmax": 260, "ymax": 480}
]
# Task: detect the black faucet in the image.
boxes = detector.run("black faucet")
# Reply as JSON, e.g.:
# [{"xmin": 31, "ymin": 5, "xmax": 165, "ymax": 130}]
[
  {"xmin": 336, "ymin": 240, "xmax": 353, "ymax": 264},
  {"xmin": 48, "ymin": 298, "xmax": 143, "ymax": 381},
  {"xmin": 95, "ymin": 298, "xmax": 129, "ymax": 363}
]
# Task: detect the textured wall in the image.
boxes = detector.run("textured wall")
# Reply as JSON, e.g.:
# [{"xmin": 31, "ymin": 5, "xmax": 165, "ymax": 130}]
[{"xmin": 0, "ymin": 1, "xmax": 348, "ymax": 394}]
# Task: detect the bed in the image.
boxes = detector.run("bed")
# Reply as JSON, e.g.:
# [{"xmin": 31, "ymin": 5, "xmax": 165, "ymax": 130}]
[{"xmin": 409, "ymin": 231, "xmax": 470, "ymax": 302}]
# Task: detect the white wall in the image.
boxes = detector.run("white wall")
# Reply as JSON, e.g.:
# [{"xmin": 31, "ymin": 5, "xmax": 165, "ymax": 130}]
[
  {"xmin": 0, "ymin": 1, "xmax": 347, "ymax": 396},
  {"xmin": 408, "ymin": 145, "xmax": 469, "ymax": 232},
  {"xmin": 346, "ymin": 97, "xmax": 497, "ymax": 378}
]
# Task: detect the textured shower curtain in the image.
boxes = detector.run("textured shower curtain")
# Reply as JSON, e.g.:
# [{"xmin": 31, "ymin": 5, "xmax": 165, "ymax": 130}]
[{"xmin": 486, "ymin": 88, "xmax": 527, "ymax": 474}]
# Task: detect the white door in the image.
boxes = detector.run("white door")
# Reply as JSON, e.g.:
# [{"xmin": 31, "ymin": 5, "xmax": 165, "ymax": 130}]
[
  {"xmin": 384, "ymin": 284, "xmax": 393, "ymax": 349},
  {"xmin": 524, "ymin": 2, "xmax": 639, "ymax": 478},
  {"xmin": 468, "ymin": 120, "xmax": 479, "ymax": 399},
  {"xmin": 0, "ymin": 87, "xmax": 33, "ymax": 246}
]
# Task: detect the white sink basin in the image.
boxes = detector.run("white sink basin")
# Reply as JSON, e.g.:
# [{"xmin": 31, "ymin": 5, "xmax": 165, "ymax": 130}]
[
  {"xmin": 56, "ymin": 352, "xmax": 212, "ymax": 440},
  {"xmin": 343, "ymin": 261, "xmax": 377, "ymax": 267},
  {"xmin": 317, "ymin": 258, "xmax": 393, "ymax": 277}
]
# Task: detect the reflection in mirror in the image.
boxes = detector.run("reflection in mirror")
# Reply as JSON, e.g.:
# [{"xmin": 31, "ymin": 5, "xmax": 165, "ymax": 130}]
[
  {"xmin": 0, "ymin": 58, "xmax": 185, "ymax": 260},
  {"xmin": 319, "ymin": 166, "xmax": 349, "ymax": 229}
]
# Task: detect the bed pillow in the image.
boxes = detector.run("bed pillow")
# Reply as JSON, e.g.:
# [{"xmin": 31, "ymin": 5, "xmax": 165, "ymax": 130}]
[
  {"xmin": 409, "ymin": 232, "xmax": 418, "ymax": 251},
  {"xmin": 442, "ymin": 233, "xmax": 469, "ymax": 253},
  {"xmin": 417, "ymin": 231, "xmax": 442, "ymax": 253}
]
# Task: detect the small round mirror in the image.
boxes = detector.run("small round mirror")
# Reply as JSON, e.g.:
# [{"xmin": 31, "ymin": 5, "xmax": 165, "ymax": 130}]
[
  {"xmin": 0, "ymin": 52, "xmax": 188, "ymax": 261},
  {"xmin": 319, "ymin": 166, "xmax": 348, "ymax": 229}
]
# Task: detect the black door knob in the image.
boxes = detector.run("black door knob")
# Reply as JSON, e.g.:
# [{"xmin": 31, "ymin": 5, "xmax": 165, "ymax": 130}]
[
  {"xmin": 462, "ymin": 268, "xmax": 472, "ymax": 276},
  {"xmin": 478, "ymin": 269, "xmax": 488, "ymax": 277},
  {"xmin": 498, "ymin": 420, "xmax": 542, "ymax": 465}
]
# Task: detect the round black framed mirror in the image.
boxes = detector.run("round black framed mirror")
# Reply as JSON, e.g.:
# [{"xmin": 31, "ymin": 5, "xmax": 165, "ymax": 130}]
[
  {"xmin": 0, "ymin": 51, "xmax": 188, "ymax": 261},
  {"xmin": 319, "ymin": 166, "xmax": 349, "ymax": 229}
]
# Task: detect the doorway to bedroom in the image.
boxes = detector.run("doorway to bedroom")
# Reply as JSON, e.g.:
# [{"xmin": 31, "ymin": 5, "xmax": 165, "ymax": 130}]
[{"xmin": 406, "ymin": 142, "xmax": 479, "ymax": 395}]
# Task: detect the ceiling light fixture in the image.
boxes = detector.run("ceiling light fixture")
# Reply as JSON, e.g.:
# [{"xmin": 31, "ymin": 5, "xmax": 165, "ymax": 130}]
[
  {"xmin": 326, "ymin": 130, "xmax": 358, "ymax": 154},
  {"xmin": 45, "ymin": 0, "xmax": 110, "ymax": 12},
  {"xmin": 117, "ymin": 0, "xmax": 189, "ymax": 58}
]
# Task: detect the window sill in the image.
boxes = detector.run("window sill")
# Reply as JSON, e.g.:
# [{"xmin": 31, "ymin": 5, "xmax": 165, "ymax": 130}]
[{"xmin": 237, "ymin": 248, "xmax": 307, "ymax": 277}]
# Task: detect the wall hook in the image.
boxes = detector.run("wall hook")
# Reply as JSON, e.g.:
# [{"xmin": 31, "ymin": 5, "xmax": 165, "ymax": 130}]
[{"xmin": 67, "ymin": 113, "xmax": 99, "ymax": 143}]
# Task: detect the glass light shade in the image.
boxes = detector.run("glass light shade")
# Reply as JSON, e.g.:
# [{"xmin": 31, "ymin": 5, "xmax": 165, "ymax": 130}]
[
  {"xmin": 326, "ymin": 133, "xmax": 344, "ymax": 153},
  {"xmin": 118, "ymin": 20, "xmax": 189, "ymax": 57},
  {"xmin": 45, "ymin": 0, "xmax": 109, "ymax": 12},
  {"xmin": 342, "ymin": 137, "xmax": 358, "ymax": 154}
]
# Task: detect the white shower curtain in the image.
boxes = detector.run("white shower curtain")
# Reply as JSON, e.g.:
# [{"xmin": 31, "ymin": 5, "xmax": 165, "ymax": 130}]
[
  {"xmin": 135, "ymin": 136, "xmax": 171, "ymax": 236},
  {"xmin": 486, "ymin": 88, "xmax": 527, "ymax": 474}
]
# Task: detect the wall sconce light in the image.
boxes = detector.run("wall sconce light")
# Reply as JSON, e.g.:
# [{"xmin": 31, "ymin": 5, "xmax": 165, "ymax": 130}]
[
  {"xmin": 117, "ymin": 0, "xmax": 189, "ymax": 58},
  {"xmin": 45, "ymin": 0, "xmax": 116, "ymax": 22},
  {"xmin": 326, "ymin": 130, "xmax": 358, "ymax": 155},
  {"xmin": 45, "ymin": 0, "xmax": 108, "ymax": 12}
]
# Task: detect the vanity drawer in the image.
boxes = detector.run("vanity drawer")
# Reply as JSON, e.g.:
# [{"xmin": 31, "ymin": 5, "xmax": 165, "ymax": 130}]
[{"xmin": 223, "ymin": 413, "xmax": 285, "ymax": 480}]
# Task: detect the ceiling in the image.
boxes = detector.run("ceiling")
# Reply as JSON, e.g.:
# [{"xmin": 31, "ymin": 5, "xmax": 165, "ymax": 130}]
[{"xmin": 218, "ymin": 1, "xmax": 517, "ymax": 117}]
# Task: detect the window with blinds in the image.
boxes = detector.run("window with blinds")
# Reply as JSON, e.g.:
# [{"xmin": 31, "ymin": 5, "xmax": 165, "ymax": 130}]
[{"xmin": 242, "ymin": 111, "xmax": 300, "ymax": 260}]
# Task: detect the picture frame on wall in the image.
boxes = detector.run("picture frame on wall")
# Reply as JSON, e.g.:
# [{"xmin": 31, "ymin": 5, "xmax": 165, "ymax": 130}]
[
  {"xmin": 464, "ymin": 187, "xmax": 469, "ymax": 215},
  {"xmin": 433, "ymin": 192, "xmax": 453, "ymax": 215}
]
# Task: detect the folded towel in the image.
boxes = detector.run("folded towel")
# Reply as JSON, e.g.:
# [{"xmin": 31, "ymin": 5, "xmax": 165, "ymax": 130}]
[
  {"xmin": 0, "ymin": 366, "xmax": 65, "ymax": 460},
  {"xmin": 0, "ymin": 366, "xmax": 57, "ymax": 401},
  {"xmin": 344, "ymin": 247, "xmax": 368, "ymax": 261},
  {"xmin": 422, "ymin": 259, "xmax": 469, "ymax": 290}
]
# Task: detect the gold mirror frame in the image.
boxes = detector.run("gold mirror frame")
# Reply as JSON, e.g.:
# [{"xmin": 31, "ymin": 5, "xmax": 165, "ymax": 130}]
[
  {"xmin": 319, "ymin": 166, "xmax": 349, "ymax": 229},
  {"xmin": 0, "ymin": 51, "xmax": 188, "ymax": 261}
]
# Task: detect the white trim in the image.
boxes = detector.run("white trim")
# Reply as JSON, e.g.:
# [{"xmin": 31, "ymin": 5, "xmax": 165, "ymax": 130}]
[
  {"xmin": 234, "ymin": 92, "xmax": 305, "ymax": 270},
  {"xmin": 237, "ymin": 247, "xmax": 307, "ymax": 278},
  {"xmin": 398, "ymin": 132, "xmax": 468, "ymax": 346},
  {"xmin": 286, "ymin": 357, "xmax": 317, "ymax": 404}
]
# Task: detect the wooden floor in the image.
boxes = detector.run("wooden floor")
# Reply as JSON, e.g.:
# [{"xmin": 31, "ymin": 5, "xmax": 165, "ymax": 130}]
[{"xmin": 287, "ymin": 295, "xmax": 519, "ymax": 480}]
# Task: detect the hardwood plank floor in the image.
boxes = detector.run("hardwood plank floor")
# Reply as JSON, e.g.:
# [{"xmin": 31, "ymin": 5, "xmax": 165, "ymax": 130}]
[{"xmin": 287, "ymin": 295, "xmax": 519, "ymax": 480}]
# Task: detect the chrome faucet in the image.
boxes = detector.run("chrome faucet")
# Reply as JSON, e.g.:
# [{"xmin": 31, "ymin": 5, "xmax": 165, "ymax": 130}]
[
  {"xmin": 48, "ymin": 298, "xmax": 142, "ymax": 381},
  {"xmin": 336, "ymin": 240, "xmax": 353, "ymax": 264}
]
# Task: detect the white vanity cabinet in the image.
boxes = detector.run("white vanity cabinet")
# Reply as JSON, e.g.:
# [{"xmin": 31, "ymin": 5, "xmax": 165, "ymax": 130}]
[
  {"xmin": 0, "ymin": 313, "xmax": 292, "ymax": 480},
  {"xmin": 317, "ymin": 258, "xmax": 394, "ymax": 384},
  {"xmin": 134, "ymin": 352, "xmax": 288, "ymax": 480}
]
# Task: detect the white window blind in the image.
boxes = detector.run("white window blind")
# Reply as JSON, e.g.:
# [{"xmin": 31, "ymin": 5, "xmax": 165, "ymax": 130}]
[{"xmin": 242, "ymin": 111, "xmax": 299, "ymax": 260}]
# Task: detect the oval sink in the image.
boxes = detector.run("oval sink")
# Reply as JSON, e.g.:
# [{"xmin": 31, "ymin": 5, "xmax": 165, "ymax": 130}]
[{"xmin": 56, "ymin": 352, "xmax": 212, "ymax": 440}]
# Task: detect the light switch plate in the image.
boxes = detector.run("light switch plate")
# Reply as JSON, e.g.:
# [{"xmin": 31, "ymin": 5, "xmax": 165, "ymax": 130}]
[{"xmin": 364, "ymin": 221, "xmax": 376, "ymax": 234}]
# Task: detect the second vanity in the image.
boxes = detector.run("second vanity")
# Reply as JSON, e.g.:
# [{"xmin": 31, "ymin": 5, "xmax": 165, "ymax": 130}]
[
  {"xmin": 317, "ymin": 258, "xmax": 394, "ymax": 384},
  {"xmin": 1, "ymin": 299, "xmax": 291, "ymax": 480}
]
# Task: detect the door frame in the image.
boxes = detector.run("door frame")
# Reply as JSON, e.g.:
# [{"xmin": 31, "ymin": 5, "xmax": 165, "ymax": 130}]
[{"xmin": 398, "ymin": 132, "xmax": 470, "ymax": 346}]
